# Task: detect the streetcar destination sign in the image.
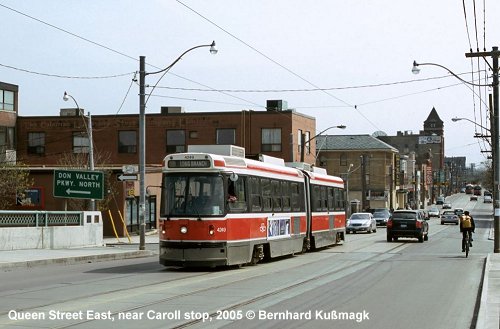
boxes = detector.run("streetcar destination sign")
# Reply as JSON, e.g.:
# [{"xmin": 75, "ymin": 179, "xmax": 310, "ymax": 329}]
[
  {"xmin": 53, "ymin": 169, "xmax": 104, "ymax": 200},
  {"xmin": 167, "ymin": 160, "xmax": 211, "ymax": 168}
]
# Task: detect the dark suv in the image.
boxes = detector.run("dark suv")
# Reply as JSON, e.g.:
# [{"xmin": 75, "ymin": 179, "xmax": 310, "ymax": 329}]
[{"xmin": 386, "ymin": 210, "xmax": 429, "ymax": 243}]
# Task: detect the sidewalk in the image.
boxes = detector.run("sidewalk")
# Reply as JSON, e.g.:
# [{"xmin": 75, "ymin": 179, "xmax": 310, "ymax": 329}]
[
  {"xmin": 477, "ymin": 253, "xmax": 500, "ymax": 329},
  {"xmin": 0, "ymin": 232, "xmax": 158, "ymax": 270}
]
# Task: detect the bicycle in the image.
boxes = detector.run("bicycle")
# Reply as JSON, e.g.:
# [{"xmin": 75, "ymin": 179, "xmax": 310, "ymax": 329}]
[{"xmin": 464, "ymin": 230, "xmax": 472, "ymax": 258}]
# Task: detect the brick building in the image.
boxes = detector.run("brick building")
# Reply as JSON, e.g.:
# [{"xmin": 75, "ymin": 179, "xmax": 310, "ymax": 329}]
[
  {"xmin": 14, "ymin": 101, "xmax": 317, "ymax": 236},
  {"xmin": 0, "ymin": 82, "xmax": 17, "ymax": 164},
  {"xmin": 315, "ymin": 134, "xmax": 399, "ymax": 213},
  {"xmin": 378, "ymin": 107, "xmax": 445, "ymax": 205}
]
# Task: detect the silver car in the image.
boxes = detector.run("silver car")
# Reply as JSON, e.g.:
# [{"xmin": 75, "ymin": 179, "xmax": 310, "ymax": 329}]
[
  {"xmin": 347, "ymin": 212, "xmax": 377, "ymax": 234},
  {"xmin": 428, "ymin": 206, "xmax": 440, "ymax": 218},
  {"xmin": 440, "ymin": 210, "xmax": 459, "ymax": 225}
]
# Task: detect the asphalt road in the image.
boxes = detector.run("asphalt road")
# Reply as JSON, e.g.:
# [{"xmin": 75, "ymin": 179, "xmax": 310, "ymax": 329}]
[{"xmin": 0, "ymin": 193, "xmax": 493, "ymax": 329}]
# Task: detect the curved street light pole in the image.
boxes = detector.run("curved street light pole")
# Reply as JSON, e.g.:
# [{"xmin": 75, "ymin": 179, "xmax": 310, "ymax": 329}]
[
  {"xmin": 413, "ymin": 46, "xmax": 499, "ymax": 253},
  {"xmin": 300, "ymin": 125, "xmax": 346, "ymax": 162},
  {"xmin": 138, "ymin": 41, "xmax": 217, "ymax": 250},
  {"xmin": 63, "ymin": 92, "xmax": 95, "ymax": 211},
  {"xmin": 452, "ymin": 117, "xmax": 492, "ymax": 148},
  {"xmin": 451, "ymin": 117, "xmax": 490, "ymax": 132}
]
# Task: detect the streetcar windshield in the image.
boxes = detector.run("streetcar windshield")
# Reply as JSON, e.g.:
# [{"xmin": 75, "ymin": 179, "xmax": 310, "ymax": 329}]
[{"xmin": 161, "ymin": 174, "xmax": 224, "ymax": 217}]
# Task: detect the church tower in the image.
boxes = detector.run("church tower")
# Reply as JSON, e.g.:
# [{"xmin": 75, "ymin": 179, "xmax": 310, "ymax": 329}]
[{"xmin": 423, "ymin": 106, "xmax": 444, "ymax": 136}]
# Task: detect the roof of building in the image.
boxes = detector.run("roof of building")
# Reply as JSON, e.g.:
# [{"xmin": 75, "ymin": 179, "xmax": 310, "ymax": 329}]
[
  {"xmin": 425, "ymin": 107, "xmax": 443, "ymax": 124},
  {"xmin": 316, "ymin": 134, "xmax": 399, "ymax": 153}
]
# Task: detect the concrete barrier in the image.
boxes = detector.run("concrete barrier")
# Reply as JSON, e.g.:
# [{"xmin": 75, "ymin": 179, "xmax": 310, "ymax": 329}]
[{"xmin": 0, "ymin": 211, "xmax": 103, "ymax": 250}]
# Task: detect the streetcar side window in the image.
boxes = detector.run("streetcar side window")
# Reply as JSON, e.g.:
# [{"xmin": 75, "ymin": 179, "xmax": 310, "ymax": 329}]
[
  {"xmin": 335, "ymin": 187, "xmax": 345, "ymax": 210},
  {"xmin": 320, "ymin": 186, "xmax": 328, "ymax": 211},
  {"xmin": 312, "ymin": 185, "xmax": 321, "ymax": 211},
  {"xmin": 262, "ymin": 178, "xmax": 272, "ymax": 212},
  {"xmin": 291, "ymin": 182, "xmax": 304, "ymax": 212},
  {"xmin": 327, "ymin": 187, "xmax": 335, "ymax": 210},
  {"xmin": 227, "ymin": 176, "xmax": 248, "ymax": 212},
  {"xmin": 249, "ymin": 176, "xmax": 262, "ymax": 212},
  {"xmin": 282, "ymin": 181, "xmax": 291, "ymax": 212},
  {"xmin": 271, "ymin": 180, "xmax": 282, "ymax": 212}
]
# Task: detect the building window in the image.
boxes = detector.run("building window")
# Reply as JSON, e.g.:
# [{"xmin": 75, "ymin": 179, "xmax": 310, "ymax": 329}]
[
  {"xmin": 28, "ymin": 132, "xmax": 45, "ymax": 155},
  {"xmin": 216, "ymin": 128, "xmax": 235, "ymax": 145},
  {"xmin": 262, "ymin": 128, "xmax": 281, "ymax": 152},
  {"xmin": 340, "ymin": 153, "xmax": 347, "ymax": 166},
  {"xmin": 73, "ymin": 132, "xmax": 89, "ymax": 154},
  {"xmin": 118, "ymin": 131, "xmax": 137, "ymax": 154},
  {"xmin": 297, "ymin": 129, "xmax": 302, "ymax": 152},
  {"xmin": 304, "ymin": 131, "xmax": 311, "ymax": 155},
  {"xmin": 0, "ymin": 90, "xmax": 14, "ymax": 111},
  {"xmin": 189, "ymin": 131, "xmax": 198, "ymax": 139},
  {"xmin": 0, "ymin": 127, "xmax": 15, "ymax": 150},
  {"xmin": 166, "ymin": 130, "xmax": 185, "ymax": 154}
]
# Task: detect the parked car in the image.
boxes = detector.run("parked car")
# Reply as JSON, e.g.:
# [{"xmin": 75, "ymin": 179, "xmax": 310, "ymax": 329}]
[
  {"xmin": 442, "ymin": 203, "xmax": 452, "ymax": 209},
  {"xmin": 440, "ymin": 210, "xmax": 459, "ymax": 225},
  {"xmin": 470, "ymin": 195, "xmax": 478, "ymax": 201},
  {"xmin": 436, "ymin": 196, "xmax": 445, "ymax": 205},
  {"xmin": 373, "ymin": 208, "xmax": 391, "ymax": 226},
  {"xmin": 484, "ymin": 195, "xmax": 493, "ymax": 203},
  {"xmin": 428, "ymin": 206, "xmax": 440, "ymax": 217},
  {"xmin": 347, "ymin": 212, "xmax": 377, "ymax": 234},
  {"xmin": 386, "ymin": 209, "xmax": 429, "ymax": 243}
]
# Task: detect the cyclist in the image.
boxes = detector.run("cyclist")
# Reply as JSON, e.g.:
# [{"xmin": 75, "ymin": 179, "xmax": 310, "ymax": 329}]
[{"xmin": 460, "ymin": 211, "xmax": 475, "ymax": 252}]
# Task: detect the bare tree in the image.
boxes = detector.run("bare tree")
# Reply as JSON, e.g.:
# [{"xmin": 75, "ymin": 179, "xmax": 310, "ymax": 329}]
[{"xmin": 0, "ymin": 163, "xmax": 33, "ymax": 209}]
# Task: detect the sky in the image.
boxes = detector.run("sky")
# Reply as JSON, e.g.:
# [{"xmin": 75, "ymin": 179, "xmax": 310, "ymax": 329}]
[{"xmin": 1, "ymin": 0, "xmax": 499, "ymax": 167}]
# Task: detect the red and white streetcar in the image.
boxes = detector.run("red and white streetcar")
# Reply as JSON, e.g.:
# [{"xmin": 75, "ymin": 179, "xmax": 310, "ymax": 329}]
[{"xmin": 159, "ymin": 146, "xmax": 345, "ymax": 267}]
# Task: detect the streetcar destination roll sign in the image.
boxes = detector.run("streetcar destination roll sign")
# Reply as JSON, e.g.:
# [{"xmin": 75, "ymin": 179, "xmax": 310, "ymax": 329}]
[{"xmin": 168, "ymin": 160, "xmax": 211, "ymax": 168}]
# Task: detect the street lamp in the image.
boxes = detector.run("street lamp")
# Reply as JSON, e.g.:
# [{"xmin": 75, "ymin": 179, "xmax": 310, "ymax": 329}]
[
  {"xmin": 452, "ymin": 117, "xmax": 491, "ymax": 147},
  {"xmin": 138, "ymin": 41, "xmax": 217, "ymax": 250},
  {"xmin": 451, "ymin": 117, "xmax": 490, "ymax": 131},
  {"xmin": 413, "ymin": 46, "xmax": 499, "ymax": 253},
  {"xmin": 300, "ymin": 125, "xmax": 346, "ymax": 162},
  {"xmin": 63, "ymin": 91, "xmax": 95, "ymax": 211}
]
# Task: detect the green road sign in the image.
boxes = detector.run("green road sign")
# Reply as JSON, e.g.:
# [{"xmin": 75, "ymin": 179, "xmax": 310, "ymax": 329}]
[{"xmin": 54, "ymin": 169, "xmax": 104, "ymax": 200}]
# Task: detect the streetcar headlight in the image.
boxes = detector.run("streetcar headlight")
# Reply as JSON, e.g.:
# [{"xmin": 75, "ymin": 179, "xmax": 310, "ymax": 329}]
[
  {"xmin": 180, "ymin": 226, "xmax": 188, "ymax": 234},
  {"xmin": 208, "ymin": 224, "xmax": 215, "ymax": 235}
]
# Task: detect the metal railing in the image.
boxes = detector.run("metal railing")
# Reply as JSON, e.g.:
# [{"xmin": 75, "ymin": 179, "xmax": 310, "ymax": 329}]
[{"xmin": 0, "ymin": 211, "xmax": 82, "ymax": 227}]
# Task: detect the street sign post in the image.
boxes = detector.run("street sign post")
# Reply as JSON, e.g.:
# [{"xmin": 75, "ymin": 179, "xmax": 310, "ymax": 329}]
[{"xmin": 53, "ymin": 169, "xmax": 104, "ymax": 200}]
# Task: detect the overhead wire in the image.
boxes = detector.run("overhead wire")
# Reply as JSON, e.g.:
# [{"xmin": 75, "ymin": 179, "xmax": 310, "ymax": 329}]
[
  {"xmin": 152, "ymin": 71, "xmax": 481, "ymax": 93},
  {"xmin": 461, "ymin": 0, "xmax": 491, "ymax": 159},
  {"xmin": 0, "ymin": 63, "xmax": 134, "ymax": 79},
  {"xmin": 0, "ymin": 2, "xmax": 261, "ymax": 111},
  {"xmin": 173, "ymin": 0, "xmax": 385, "ymax": 130}
]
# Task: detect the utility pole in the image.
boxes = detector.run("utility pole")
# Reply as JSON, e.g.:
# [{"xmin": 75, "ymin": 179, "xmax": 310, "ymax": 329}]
[
  {"xmin": 138, "ymin": 56, "xmax": 146, "ymax": 250},
  {"xmin": 466, "ymin": 46, "xmax": 499, "ymax": 253},
  {"xmin": 361, "ymin": 154, "xmax": 367, "ymax": 211}
]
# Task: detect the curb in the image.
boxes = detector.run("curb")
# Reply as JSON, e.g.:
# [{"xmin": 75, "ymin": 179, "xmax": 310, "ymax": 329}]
[
  {"xmin": 0, "ymin": 250, "xmax": 154, "ymax": 270},
  {"xmin": 475, "ymin": 253, "xmax": 491, "ymax": 329}
]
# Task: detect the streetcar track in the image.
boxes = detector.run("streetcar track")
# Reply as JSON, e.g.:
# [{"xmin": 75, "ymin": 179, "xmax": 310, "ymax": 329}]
[
  {"xmin": 1, "ymin": 232, "xmax": 409, "ymax": 328},
  {"xmin": 171, "ymin": 243, "xmax": 404, "ymax": 328},
  {"xmin": 41, "ymin": 243, "xmax": 404, "ymax": 329},
  {"xmin": 0, "ymin": 269, "xmax": 209, "ymax": 317}
]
